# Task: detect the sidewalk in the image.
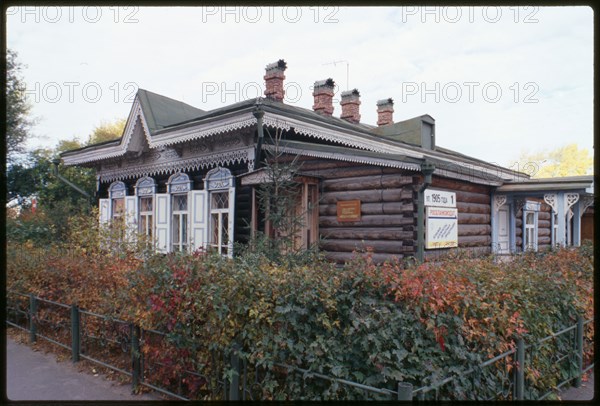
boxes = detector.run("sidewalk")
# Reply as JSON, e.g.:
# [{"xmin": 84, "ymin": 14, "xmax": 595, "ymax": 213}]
[
  {"xmin": 5, "ymin": 337, "xmax": 161, "ymax": 401},
  {"xmin": 559, "ymin": 372, "xmax": 595, "ymax": 401}
]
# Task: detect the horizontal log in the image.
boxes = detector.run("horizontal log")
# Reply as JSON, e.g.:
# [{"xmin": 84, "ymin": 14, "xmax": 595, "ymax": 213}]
[
  {"xmin": 516, "ymin": 237, "xmax": 522, "ymax": 246},
  {"xmin": 300, "ymin": 165, "xmax": 403, "ymax": 179},
  {"xmin": 321, "ymin": 239, "xmax": 412, "ymax": 254},
  {"xmin": 456, "ymin": 190, "xmax": 491, "ymax": 205},
  {"xmin": 321, "ymin": 188, "xmax": 413, "ymax": 204},
  {"xmin": 539, "ymin": 236, "xmax": 551, "ymax": 244},
  {"xmin": 324, "ymin": 251, "xmax": 407, "ymax": 265},
  {"xmin": 538, "ymin": 211, "xmax": 551, "ymax": 221},
  {"xmin": 538, "ymin": 228, "xmax": 551, "ymax": 237},
  {"xmin": 458, "ymin": 224, "xmax": 491, "ymax": 236},
  {"xmin": 458, "ymin": 212, "xmax": 490, "ymax": 225},
  {"xmin": 323, "ymin": 175, "xmax": 413, "ymax": 192},
  {"xmin": 319, "ymin": 202, "xmax": 413, "ymax": 216},
  {"xmin": 430, "ymin": 177, "xmax": 491, "ymax": 194},
  {"xmin": 456, "ymin": 201, "xmax": 491, "ymax": 214},
  {"xmin": 516, "ymin": 228, "xmax": 522, "ymax": 236},
  {"xmin": 321, "ymin": 227, "xmax": 414, "ymax": 241},
  {"xmin": 320, "ymin": 215, "xmax": 414, "ymax": 228},
  {"xmin": 538, "ymin": 219, "xmax": 551, "ymax": 229},
  {"xmin": 458, "ymin": 235, "xmax": 491, "ymax": 247}
]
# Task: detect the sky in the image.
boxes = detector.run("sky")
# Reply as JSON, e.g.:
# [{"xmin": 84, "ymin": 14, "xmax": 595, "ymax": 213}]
[{"xmin": 6, "ymin": 6, "xmax": 594, "ymax": 168}]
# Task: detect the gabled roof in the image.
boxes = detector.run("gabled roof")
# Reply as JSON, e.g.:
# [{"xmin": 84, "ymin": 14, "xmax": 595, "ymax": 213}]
[
  {"xmin": 60, "ymin": 89, "xmax": 530, "ymax": 184},
  {"xmin": 137, "ymin": 89, "xmax": 205, "ymax": 133}
]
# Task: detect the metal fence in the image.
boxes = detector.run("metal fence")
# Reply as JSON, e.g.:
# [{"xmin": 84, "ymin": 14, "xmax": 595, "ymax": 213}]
[{"xmin": 5, "ymin": 290, "xmax": 594, "ymax": 401}]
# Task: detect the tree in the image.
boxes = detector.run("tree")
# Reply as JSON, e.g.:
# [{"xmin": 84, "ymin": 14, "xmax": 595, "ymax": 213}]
[
  {"xmin": 87, "ymin": 118, "xmax": 126, "ymax": 145},
  {"xmin": 512, "ymin": 143, "xmax": 593, "ymax": 178},
  {"xmin": 6, "ymin": 49, "xmax": 34, "ymax": 163}
]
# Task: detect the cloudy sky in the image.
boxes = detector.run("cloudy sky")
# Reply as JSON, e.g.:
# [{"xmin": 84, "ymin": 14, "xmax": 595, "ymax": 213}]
[{"xmin": 6, "ymin": 6, "xmax": 593, "ymax": 168}]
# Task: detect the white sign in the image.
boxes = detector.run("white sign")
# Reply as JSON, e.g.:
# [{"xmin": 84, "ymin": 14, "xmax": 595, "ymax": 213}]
[
  {"xmin": 424, "ymin": 189, "xmax": 456, "ymax": 207},
  {"xmin": 426, "ymin": 207, "xmax": 458, "ymax": 249}
]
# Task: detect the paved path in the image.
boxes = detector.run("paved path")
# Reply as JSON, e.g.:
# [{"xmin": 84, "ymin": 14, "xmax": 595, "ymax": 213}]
[
  {"xmin": 559, "ymin": 372, "xmax": 594, "ymax": 401},
  {"xmin": 5, "ymin": 337, "xmax": 160, "ymax": 401}
]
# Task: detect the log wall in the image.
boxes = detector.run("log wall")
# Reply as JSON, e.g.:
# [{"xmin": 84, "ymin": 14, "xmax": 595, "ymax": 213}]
[
  {"xmin": 298, "ymin": 159, "xmax": 418, "ymax": 264},
  {"xmin": 424, "ymin": 176, "xmax": 492, "ymax": 260}
]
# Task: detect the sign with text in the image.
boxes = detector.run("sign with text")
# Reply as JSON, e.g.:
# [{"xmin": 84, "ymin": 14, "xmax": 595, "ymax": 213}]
[
  {"xmin": 337, "ymin": 200, "xmax": 361, "ymax": 222},
  {"xmin": 426, "ymin": 207, "xmax": 458, "ymax": 249},
  {"xmin": 424, "ymin": 189, "xmax": 456, "ymax": 207}
]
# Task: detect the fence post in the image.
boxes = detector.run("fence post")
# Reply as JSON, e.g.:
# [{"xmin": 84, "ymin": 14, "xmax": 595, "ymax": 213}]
[
  {"xmin": 28, "ymin": 294, "xmax": 37, "ymax": 343},
  {"xmin": 397, "ymin": 382, "xmax": 413, "ymax": 400},
  {"xmin": 515, "ymin": 337, "xmax": 525, "ymax": 400},
  {"xmin": 228, "ymin": 342, "xmax": 240, "ymax": 400},
  {"xmin": 131, "ymin": 324, "xmax": 141, "ymax": 391},
  {"xmin": 574, "ymin": 315, "xmax": 584, "ymax": 388},
  {"xmin": 71, "ymin": 304, "xmax": 80, "ymax": 363}
]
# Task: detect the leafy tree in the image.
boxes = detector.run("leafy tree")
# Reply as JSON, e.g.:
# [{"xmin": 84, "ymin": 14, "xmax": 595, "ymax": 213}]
[
  {"xmin": 512, "ymin": 143, "xmax": 593, "ymax": 178},
  {"xmin": 87, "ymin": 118, "xmax": 126, "ymax": 145},
  {"xmin": 6, "ymin": 49, "xmax": 34, "ymax": 163}
]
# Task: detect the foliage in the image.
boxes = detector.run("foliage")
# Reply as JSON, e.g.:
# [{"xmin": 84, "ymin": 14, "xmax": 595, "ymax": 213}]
[
  {"xmin": 513, "ymin": 143, "xmax": 593, "ymax": 178},
  {"xmin": 6, "ymin": 49, "xmax": 34, "ymax": 162},
  {"xmin": 87, "ymin": 118, "xmax": 126, "ymax": 145},
  {"xmin": 6, "ymin": 230, "xmax": 594, "ymax": 400}
]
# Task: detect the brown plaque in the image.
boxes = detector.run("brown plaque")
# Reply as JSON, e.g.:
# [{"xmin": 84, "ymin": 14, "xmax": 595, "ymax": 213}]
[{"xmin": 336, "ymin": 200, "xmax": 361, "ymax": 222}]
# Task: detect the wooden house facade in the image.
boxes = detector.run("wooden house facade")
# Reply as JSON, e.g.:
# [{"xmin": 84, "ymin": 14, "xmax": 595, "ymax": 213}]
[{"xmin": 60, "ymin": 60, "xmax": 594, "ymax": 263}]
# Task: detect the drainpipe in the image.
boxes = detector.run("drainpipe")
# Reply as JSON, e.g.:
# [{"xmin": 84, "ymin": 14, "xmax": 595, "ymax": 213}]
[
  {"xmin": 52, "ymin": 158, "xmax": 92, "ymax": 202},
  {"xmin": 416, "ymin": 161, "xmax": 435, "ymax": 262},
  {"xmin": 253, "ymin": 104, "xmax": 265, "ymax": 170}
]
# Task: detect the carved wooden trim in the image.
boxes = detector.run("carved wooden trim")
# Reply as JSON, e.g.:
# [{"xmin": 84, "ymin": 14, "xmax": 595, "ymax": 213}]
[
  {"xmin": 493, "ymin": 195, "xmax": 507, "ymax": 213},
  {"xmin": 543, "ymin": 193, "xmax": 558, "ymax": 213}
]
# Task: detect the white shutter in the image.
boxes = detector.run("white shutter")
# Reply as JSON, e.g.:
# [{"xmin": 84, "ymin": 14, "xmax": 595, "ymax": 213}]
[
  {"xmin": 189, "ymin": 190, "xmax": 209, "ymax": 253},
  {"xmin": 227, "ymin": 187, "xmax": 236, "ymax": 257},
  {"xmin": 99, "ymin": 198, "xmax": 110, "ymax": 225},
  {"xmin": 125, "ymin": 196, "xmax": 138, "ymax": 243},
  {"xmin": 154, "ymin": 193, "xmax": 171, "ymax": 253}
]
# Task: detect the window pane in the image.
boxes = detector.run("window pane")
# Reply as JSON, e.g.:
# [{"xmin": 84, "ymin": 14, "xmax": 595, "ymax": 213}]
[
  {"xmin": 526, "ymin": 212, "xmax": 534, "ymax": 225},
  {"xmin": 212, "ymin": 213, "xmax": 219, "ymax": 245},
  {"xmin": 222, "ymin": 213, "xmax": 229, "ymax": 244},
  {"xmin": 173, "ymin": 215, "xmax": 180, "ymax": 244},
  {"xmin": 212, "ymin": 192, "xmax": 228, "ymax": 209}
]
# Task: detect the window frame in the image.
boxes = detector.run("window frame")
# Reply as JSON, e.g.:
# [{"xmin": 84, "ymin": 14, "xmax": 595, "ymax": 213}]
[
  {"xmin": 167, "ymin": 172, "xmax": 193, "ymax": 253},
  {"xmin": 522, "ymin": 201, "xmax": 540, "ymax": 252}
]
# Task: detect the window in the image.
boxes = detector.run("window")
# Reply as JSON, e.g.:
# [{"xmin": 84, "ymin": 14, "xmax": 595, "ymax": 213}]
[
  {"xmin": 210, "ymin": 191, "xmax": 229, "ymax": 255},
  {"xmin": 139, "ymin": 197, "xmax": 153, "ymax": 238},
  {"xmin": 172, "ymin": 194, "xmax": 188, "ymax": 252},
  {"xmin": 205, "ymin": 167, "xmax": 235, "ymax": 257},
  {"xmin": 109, "ymin": 181, "xmax": 127, "ymax": 221},
  {"xmin": 167, "ymin": 173, "xmax": 192, "ymax": 253},
  {"xmin": 522, "ymin": 201, "xmax": 540, "ymax": 251},
  {"xmin": 135, "ymin": 177, "xmax": 156, "ymax": 240},
  {"xmin": 524, "ymin": 212, "xmax": 536, "ymax": 250}
]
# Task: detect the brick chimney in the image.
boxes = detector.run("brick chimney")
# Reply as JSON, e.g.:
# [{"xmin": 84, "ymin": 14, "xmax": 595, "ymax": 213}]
[
  {"xmin": 312, "ymin": 78, "xmax": 335, "ymax": 116},
  {"xmin": 264, "ymin": 59, "xmax": 287, "ymax": 102},
  {"xmin": 340, "ymin": 89, "xmax": 361, "ymax": 123},
  {"xmin": 376, "ymin": 98, "xmax": 394, "ymax": 126}
]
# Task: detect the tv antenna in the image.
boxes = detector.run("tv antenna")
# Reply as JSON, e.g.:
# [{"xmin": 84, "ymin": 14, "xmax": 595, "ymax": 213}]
[{"xmin": 322, "ymin": 60, "xmax": 349, "ymax": 90}]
